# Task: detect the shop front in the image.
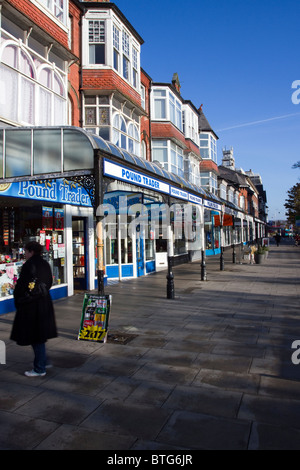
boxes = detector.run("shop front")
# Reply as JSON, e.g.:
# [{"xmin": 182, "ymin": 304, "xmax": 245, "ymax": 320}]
[
  {"xmin": 0, "ymin": 126, "xmax": 228, "ymax": 311},
  {"xmin": 0, "ymin": 178, "xmax": 93, "ymax": 314}
]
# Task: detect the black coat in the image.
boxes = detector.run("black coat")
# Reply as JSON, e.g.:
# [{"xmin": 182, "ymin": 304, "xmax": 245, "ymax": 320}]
[{"xmin": 10, "ymin": 255, "xmax": 57, "ymax": 346}]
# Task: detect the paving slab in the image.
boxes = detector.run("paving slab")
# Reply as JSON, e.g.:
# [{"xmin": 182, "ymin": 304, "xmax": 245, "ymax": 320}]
[{"xmin": 1, "ymin": 241, "xmax": 300, "ymax": 450}]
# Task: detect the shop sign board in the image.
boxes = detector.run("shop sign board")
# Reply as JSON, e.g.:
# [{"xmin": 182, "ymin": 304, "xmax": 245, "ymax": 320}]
[
  {"xmin": 188, "ymin": 194, "xmax": 203, "ymax": 205},
  {"xmin": 103, "ymin": 159, "xmax": 170, "ymax": 195},
  {"xmin": 0, "ymin": 179, "xmax": 92, "ymax": 207},
  {"xmin": 78, "ymin": 293, "xmax": 111, "ymax": 343},
  {"xmin": 204, "ymin": 199, "xmax": 222, "ymax": 211},
  {"xmin": 170, "ymin": 186, "xmax": 188, "ymax": 200}
]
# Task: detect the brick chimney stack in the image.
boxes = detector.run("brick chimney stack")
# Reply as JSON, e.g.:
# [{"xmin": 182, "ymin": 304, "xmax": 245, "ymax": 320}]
[{"xmin": 172, "ymin": 73, "xmax": 181, "ymax": 94}]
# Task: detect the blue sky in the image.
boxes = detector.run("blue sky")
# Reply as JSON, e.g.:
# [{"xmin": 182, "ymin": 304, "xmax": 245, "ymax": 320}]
[{"xmin": 115, "ymin": 0, "xmax": 300, "ymax": 222}]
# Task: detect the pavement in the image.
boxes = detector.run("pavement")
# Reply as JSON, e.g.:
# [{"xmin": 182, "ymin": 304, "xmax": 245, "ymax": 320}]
[{"xmin": 0, "ymin": 240, "xmax": 300, "ymax": 450}]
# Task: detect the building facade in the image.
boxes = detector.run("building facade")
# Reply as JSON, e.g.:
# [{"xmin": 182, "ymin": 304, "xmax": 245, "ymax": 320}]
[{"xmin": 0, "ymin": 0, "xmax": 267, "ymax": 313}]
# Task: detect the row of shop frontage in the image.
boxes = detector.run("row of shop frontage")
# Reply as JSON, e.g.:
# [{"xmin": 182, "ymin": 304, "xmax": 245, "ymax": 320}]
[{"xmin": 0, "ymin": 128, "xmax": 265, "ymax": 314}]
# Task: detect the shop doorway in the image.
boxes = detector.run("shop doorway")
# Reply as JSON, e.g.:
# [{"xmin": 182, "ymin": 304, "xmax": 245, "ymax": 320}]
[
  {"xmin": 72, "ymin": 217, "xmax": 87, "ymax": 290},
  {"xmin": 136, "ymin": 238, "xmax": 145, "ymax": 277}
]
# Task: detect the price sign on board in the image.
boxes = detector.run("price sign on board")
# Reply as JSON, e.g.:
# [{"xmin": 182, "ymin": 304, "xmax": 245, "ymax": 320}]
[{"xmin": 78, "ymin": 294, "xmax": 111, "ymax": 343}]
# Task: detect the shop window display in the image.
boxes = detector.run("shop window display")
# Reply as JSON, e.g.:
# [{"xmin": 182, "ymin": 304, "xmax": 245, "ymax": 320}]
[{"xmin": 0, "ymin": 203, "xmax": 66, "ymax": 298}]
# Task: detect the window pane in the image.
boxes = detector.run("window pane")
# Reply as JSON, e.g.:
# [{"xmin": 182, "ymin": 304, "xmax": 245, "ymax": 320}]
[
  {"xmin": 99, "ymin": 107, "xmax": 110, "ymax": 125},
  {"xmin": 0, "ymin": 65, "xmax": 18, "ymax": 122},
  {"xmin": 89, "ymin": 20, "xmax": 105, "ymax": 43},
  {"xmin": 39, "ymin": 88, "xmax": 52, "ymax": 126},
  {"xmin": 2, "ymin": 45, "xmax": 17, "ymax": 68},
  {"xmin": 123, "ymin": 55, "xmax": 129, "ymax": 80},
  {"xmin": 152, "ymin": 148, "xmax": 168, "ymax": 163},
  {"xmin": 63, "ymin": 130, "xmax": 94, "ymax": 171},
  {"xmin": 53, "ymin": 95, "xmax": 66, "ymax": 125},
  {"xmin": 20, "ymin": 78, "xmax": 34, "ymax": 124},
  {"xmin": 5, "ymin": 130, "xmax": 31, "ymax": 177},
  {"xmin": 85, "ymin": 96, "xmax": 96, "ymax": 105},
  {"xmin": 154, "ymin": 90, "xmax": 166, "ymax": 97},
  {"xmin": 99, "ymin": 127, "xmax": 110, "ymax": 140},
  {"xmin": 114, "ymin": 49, "xmax": 119, "ymax": 71},
  {"xmin": 89, "ymin": 44, "xmax": 105, "ymax": 64},
  {"xmin": 154, "ymin": 99, "xmax": 166, "ymax": 119},
  {"xmin": 53, "ymin": 73, "xmax": 65, "ymax": 96},
  {"xmin": 85, "ymin": 107, "xmax": 96, "ymax": 125},
  {"xmin": 33, "ymin": 129, "xmax": 61, "ymax": 174},
  {"xmin": 40, "ymin": 68, "xmax": 52, "ymax": 88},
  {"xmin": 20, "ymin": 50, "xmax": 34, "ymax": 78}
]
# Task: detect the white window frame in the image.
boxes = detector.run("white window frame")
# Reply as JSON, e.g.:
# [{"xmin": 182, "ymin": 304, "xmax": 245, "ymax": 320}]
[
  {"xmin": 200, "ymin": 132, "xmax": 217, "ymax": 163},
  {"xmin": 152, "ymin": 87, "xmax": 183, "ymax": 131},
  {"xmin": 88, "ymin": 20, "xmax": 106, "ymax": 65},
  {"xmin": 152, "ymin": 139, "xmax": 184, "ymax": 177},
  {"xmin": 31, "ymin": 0, "xmax": 68, "ymax": 27},
  {"xmin": 0, "ymin": 36, "xmax": 67, "ymax": 126}
]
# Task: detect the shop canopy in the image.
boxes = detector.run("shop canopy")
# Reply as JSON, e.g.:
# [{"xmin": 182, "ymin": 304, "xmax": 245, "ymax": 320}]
[{"xmin": 0, "ymin": 126, "xmax": 222, "ymax": 208}]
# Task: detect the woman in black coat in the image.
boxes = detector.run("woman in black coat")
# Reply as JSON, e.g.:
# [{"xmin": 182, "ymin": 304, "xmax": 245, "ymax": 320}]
[{"xmin": 11, "ymin": 241, "xmax": 57, "ymax": 377}]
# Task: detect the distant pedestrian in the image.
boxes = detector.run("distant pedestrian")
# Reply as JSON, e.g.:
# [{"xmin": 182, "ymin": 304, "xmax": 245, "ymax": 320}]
[
  {"xmin": 274, "ymin": 233, "xmax": 281, "ymax": 246},
  {"xmin": 10, "ymin": 241, "xmax": 57, "ymax": 377}
]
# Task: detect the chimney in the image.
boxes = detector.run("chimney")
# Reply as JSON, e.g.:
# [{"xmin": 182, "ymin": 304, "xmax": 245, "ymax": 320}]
[{"xmin": 172, "ymin": 73, "xmax": 181, "ymax": 94}]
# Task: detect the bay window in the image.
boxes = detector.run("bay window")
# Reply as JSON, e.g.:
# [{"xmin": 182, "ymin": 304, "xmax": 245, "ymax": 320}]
[
  {"xmin": 200, "ymin": 133, "xmax": 217, "ymax": 163},
  {"xmin": 152, "ymin": 87, "xmax": 182, "ymax": 130},
  {"xmin": 200, "ymin": 171, "xmax": 218, "ymax": 195},
  {"xmin": 83, "ymin": 95, "xmax": 140, "ymax": 156},
  {"xmin": 85, "ymin": 16, "xmax": 140, "ymax": 90},
  {"xmin": 152, "ymin": 140, "xmax": 184, "ymax": 178}
]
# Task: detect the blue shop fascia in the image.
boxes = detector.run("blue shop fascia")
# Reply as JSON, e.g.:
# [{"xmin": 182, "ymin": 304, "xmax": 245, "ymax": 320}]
[
  {"xmin": 0, "ymin": 178, "xmax": 93, "ymax": 314},
  {"xmin": 0, "ymin": 159, "xmax": 224, "ymax": 315}
]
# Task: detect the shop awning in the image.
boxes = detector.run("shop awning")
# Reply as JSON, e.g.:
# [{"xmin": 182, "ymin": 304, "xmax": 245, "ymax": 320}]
[{"xmin": 0, "ymin": 126, "xmax": 223, "ymax": 208}]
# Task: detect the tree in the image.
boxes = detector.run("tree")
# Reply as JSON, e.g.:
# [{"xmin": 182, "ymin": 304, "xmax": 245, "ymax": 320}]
[
  {"xmin": 284, "ymin": 183, "xmax": 300, "ymax": 225},
  {"xmin": 292, "ymin": 161, "xmax": 300, "ymax": 169}
]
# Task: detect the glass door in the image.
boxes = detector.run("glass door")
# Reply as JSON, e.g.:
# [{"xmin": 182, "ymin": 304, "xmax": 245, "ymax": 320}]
[
  {"xmin": 136, "ymin": 237, "xmax": 144, "ymax": 277},
  {"xmin": 72, "ymin": 218, "xmax": 87, "ymax": 290}
]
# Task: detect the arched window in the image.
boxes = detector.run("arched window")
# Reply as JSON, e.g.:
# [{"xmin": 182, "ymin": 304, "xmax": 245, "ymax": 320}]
[
  {"xmin": 141, "ymin": 140, "xmax": 146, "ymax": 160},
  {"xmin": 112, "ymin": 113, "xmax": 127, "ymax": 150},
  {"xmin": 38, "ymin": 66, "xmax": 66, "ymax": 125},
  {"xmin": 128, "ymin": 122, "xmax": 140, "ymax": 156},
  {"xmin": 1, "ymin": 44, "xmax": 18, "ymax": 69},
  {"xmin": 1, "ymin": 42, "xmax": 36, "ymax": 79},
  {"xmin": 38, "ymin": 66, "xmax": 65, "ymax": 97},
  {"xmin": 0, "ymin": 42, "xmax": 36, "ymax": 124}
]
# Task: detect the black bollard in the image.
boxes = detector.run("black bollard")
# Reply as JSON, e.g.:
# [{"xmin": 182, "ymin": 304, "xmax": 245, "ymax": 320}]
[
  {"xmin": 220, "ymin": 246, "xmax": 224, "ymax": 271},
  {"xmin": 166, "ymin": 256, "xmax": 175, "ymax": 299},
  {"xmin": 201, "ymin": 249, "xmax": 207, "ymax": 281},
  {"xmin": 232, "ymin": 244, "xmax": 236, "ymax": 264}
]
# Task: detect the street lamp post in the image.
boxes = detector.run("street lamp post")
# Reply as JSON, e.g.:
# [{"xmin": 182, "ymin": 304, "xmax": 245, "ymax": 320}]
[
  {"xmin": 166, "ymin": 198, "xmax": 175, "ymax": 299},
  {"xmin": 232, "ymin": 218, "xmax": 236, "ymax": 264},
  {"xmin": 201, "ymin": 249, "xmax": 207, "ymax": 281},
  {"xmin": 220, "ymin": 207, "xmax": 225, "ymax": 271},
  {"xmin": 94, "ymin": 152, "xmax": 105, "ymax": 296}
]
